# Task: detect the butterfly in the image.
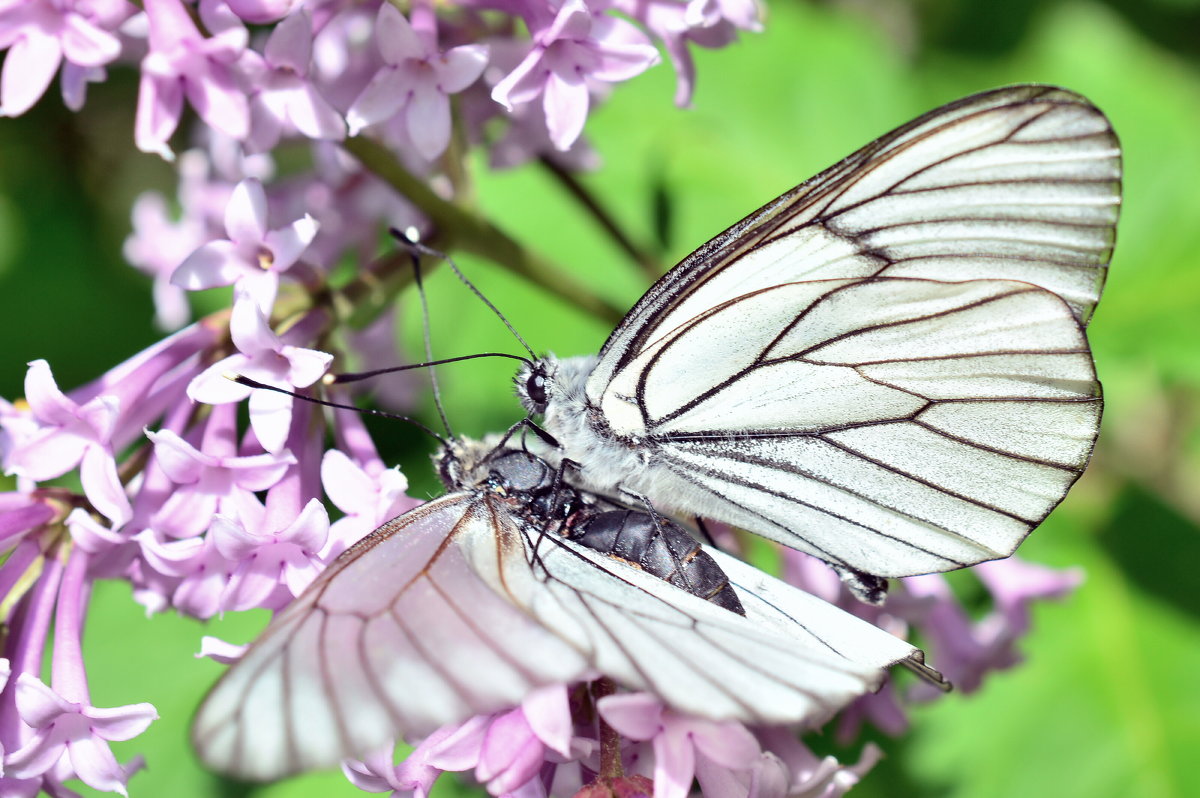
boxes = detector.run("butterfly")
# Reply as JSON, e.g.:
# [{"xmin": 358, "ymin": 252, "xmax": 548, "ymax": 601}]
[
  {"xmin": 192, "ymin": 436, "xmax": 935, "ymax": 780},
  {"xmin": 513, "ymin": 84, "xmax": 1121, "ymax": 601}
]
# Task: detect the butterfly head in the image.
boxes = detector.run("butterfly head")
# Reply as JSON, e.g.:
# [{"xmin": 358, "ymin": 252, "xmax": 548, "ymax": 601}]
[{"xmin": 515, "ymin": 356, "xmax": 557, "ymax": 414}]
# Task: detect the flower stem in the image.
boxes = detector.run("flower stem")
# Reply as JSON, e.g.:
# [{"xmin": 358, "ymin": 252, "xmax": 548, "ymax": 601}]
[
  {"xmin": 342, "ymin": 136, "xmax": 626, "ymax": 326},
  {"xmin": 538, "ymin": 155, "xmax": 663, "ymax": 282},
  {"xmin": 591, "ymin": 677, "xmax": 624, "ymax": 780}
]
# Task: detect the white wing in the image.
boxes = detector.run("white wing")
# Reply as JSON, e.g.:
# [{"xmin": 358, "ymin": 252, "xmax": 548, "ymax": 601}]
[
  {"xmin": 194, "ymin": 493, "xmax": 925, "ymax": 781},
  {"xmin": 590, "ymin": 85, "xmax": 1120, "ymax": 394},
  {"xmin": 565, "ymin": 85, "xmax": 1118, "ymax": 579},
  {"xmin": 510, "ymin": 529, "xmax": 923, "ymax": 726},
  {"xmin": 192, "ymin": 494, "xmax": 590, "ymax": 781}
]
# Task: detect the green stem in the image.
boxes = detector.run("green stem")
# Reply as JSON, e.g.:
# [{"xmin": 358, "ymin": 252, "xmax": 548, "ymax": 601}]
[
  {"xmin": 539, "ymin": 155, "xmax": 663, "ymax": 282},
  {"xmin": 342, "ymin": 136, "xmax": 626, "ymax": 326}
]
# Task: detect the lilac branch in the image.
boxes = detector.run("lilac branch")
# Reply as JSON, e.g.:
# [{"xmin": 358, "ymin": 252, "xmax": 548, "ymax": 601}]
[{"xmin": 342, "ymin": 135, "xmax": 626, "ymax": 325}]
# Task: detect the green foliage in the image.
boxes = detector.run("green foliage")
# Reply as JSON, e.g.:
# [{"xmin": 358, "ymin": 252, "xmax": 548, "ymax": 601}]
[{"xmin": 2, "ymin": 2, "xmax": 1198, "ymax": 797}]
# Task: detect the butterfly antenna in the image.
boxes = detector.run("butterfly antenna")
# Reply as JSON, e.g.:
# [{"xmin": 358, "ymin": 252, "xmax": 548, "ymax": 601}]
[
  {"xmin": 389, "ymin": 227, "xmax": 537, "ymax": 359},
  {"xmin": 328, "ymin": 352, "xmax": 532, "ymax": 384},
  {"xmin": 227, "ymin": 374, "xmax": 449, "ymax": 447},
  {"xmin": 406, "ymin": 246, "xmax": 454, "ymax": 437}
]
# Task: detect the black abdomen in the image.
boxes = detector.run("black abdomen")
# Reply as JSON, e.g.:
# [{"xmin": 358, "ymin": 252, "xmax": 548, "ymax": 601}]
[{"xmin": 567, "ymin": 510, "xmax": 745, "ymax": 615}]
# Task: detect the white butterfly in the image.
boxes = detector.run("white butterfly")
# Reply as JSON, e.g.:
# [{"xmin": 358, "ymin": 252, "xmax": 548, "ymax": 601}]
[
  {"xmin": 514, "ymin": 85, "xmax": 1121, "ymax": 600},
  {"xmin": 192, "ymin": 437, "xmax": 933, "ymax": 781}
]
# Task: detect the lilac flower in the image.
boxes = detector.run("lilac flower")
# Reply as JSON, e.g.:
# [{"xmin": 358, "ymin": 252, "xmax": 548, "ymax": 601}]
[
  {"xmin": 0, "ymin": 547, "xmax": 158, "ymax": 795},
  {"xmin": 123, "ymin": 191, "xmax": 207, "ymax": 330},
  {"xmin": 136, "ymin": 0, "xmax": 250, "ymax": 159},
  {"xmin": 343, "ymin": 744, "xmax": 443, "ymax": 798},
  {"xmin": 4, "ymin": 360, "xmax": 129, "ymax": 526},
  {"xmin": 620, "ymin": 0, "xmax": 760, "ymax": 106},
  {"xmin": 599, "ymin": 692, "xmax": 761, "ymax": 798},
  {"xmin": 754, "ymin": 729, "xmax": 881, "ymax": 798},
  {"xmin": 211, "ymin": 495, "xmax": 330, "ymax": 611},
  {"xmin": 0, "ymin": 0, "xmax": 132, "ymax": 117},
  {"xmin": 146, "ymin": 408, "xmax": 296, "ymax": 538},
  {"xmin": 320, "ymin": 432, "xmax": 417, "ymax": 557},
  {"xmin": 186, "ymin": 287, "xmax": 333, "ymax": 453},
  {"xmin": 3, "ymin": 674, "xmax": 157, "ymax": 795},
  {"xmin": 242, "ymin": 8, "xmax": 346, "ymax": 154},
  {"xmin": 135, "ymin": 530, "xmax": 233, "ymax": 618},
  {"xmin": 492, "ymin": 0, "xmax": 660, "ymax": 150},
  {"xmin": 346, "ymin": 3, "xmax": 488, "ymax": 159},
  {"xmin": 170, "ymin": 177, "xmax": 318, "ymax": 312}
]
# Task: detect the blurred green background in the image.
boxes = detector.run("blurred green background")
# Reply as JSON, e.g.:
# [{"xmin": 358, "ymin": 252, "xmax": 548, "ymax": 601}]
[{"xmin": 2, "ymin": 0, "xmax": 1199, "ymax": 796}]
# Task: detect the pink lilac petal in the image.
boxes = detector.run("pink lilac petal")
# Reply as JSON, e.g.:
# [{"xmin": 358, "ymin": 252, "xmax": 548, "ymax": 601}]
[
  {"xmin": 79, "ymin": 445, "xmax": 132, "ymax": 526},
  {"xmin": 375, "ymin": 2, "xmax": 424, "ymax": 62},
  {"xmin": 424, "ymin": 715, "xmax": 493, "ymax": 771},
  {"xmin": 0, "ymin": 30, "xmax": 62, "ymax": 116},
  {"xmin": 264, "ymin": 9, "xmax": 311, "ymax": 71},
  {"xmin": 475, "ymin": 710, "xmax": 545, "ymax": 791},
  {"xmin": 224, "ymin": 0, "xmax": 299, "ymax": 25},
  {"xmin": 343, "ymin": 746, "xmax": 441, "ymax": 797},
  {"xmin": 246, "ymin": 385, "xmax": 294, "ymax": 454},
  {"xmin": 196, "ymin": 637, "xmax": 247, "ymax": 664},
  {"xmin": 212, "ymin": 497, "xmax": 328, "ymax": 610},
  {"xmin": 0, "ymin": 494, "xmax": 55, "ymax": 547},
  {"xmin": 436, "ymin": 45, "xmax": 489, "ymax": 93},
  {"xmin": 406, "ymin": 84, "xmax": 451, "ymax": 161},
  {"xmin": 596, "ymin": 693, "xmax": 663, "ymax": 740},
  {"xmin": 224, "ymin": 177, "xmax": 269, "ymax": 247},
  {"xmin": 346, "ymin": 68, "xmax": 410, "ymax": 136},
  {"xmin": 24, "ymin": 360, "xmax": 93, "ymax": 429},
  {"xmin": 229, "ymin": 286, "xmax": 281, "ymax": 353},
  {"xmin": 65, "ymin": 508, "xmax": 126, "ymax": 553},
  {"xmin": 521, "ymin": 685, "xmax": 572, "ymax": 758},
  {"xmin": 543, "ymin": 70, "xmax": 589, "ymax": 151},
  {"xmin": 134, "ymin": 530, "xmax": 231, "ymax": 617},
  {"xmin": 123, "ymin": 192, "xmax": 202, "ymax": 330}
]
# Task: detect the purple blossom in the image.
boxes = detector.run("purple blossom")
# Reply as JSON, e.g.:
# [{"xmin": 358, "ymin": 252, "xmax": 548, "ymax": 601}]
[
  {"xmin": 186, "ymin": 287, "xmax": 333, "ymax": 453},
  {"xmin": 136, "ymin": 0, "xmax": 250, "ymax": 159},
  {"xmin": 599, "ymin": 692, "xmax": 760, "ymax": 798},
  {"xmin": 4, "ymin": 360, "xmax": 129, "ymax": 526},
  {"xmin": 123, "ymin": 191, "xmax": 207, "ymax": 331},
  {"xmin": 210, "ymin": 495, "xmax": 329, "ymax": 611},
  {"xmin": 135, "ymin": 530, "xmax": 233, "ymax": 618},
  {"xmin": 492, "ymin": 0, "xmax": 660, "ymax": 150},
  {"xmin": 242, "ymin": 8, "xmax": 346, "ymax": 153},
  {"xmin": 619, "ymin": 0, "xmax": 760, "ymax": 106},
  {"xmin": 346, "ymin": 3, "xmax": 488, "ymax": 159},
  {"xmin": 0, "ymin": 0, "xmax": 132, "ymax": 117},
  {"xmin": 320, "ymin": 441, "xmax": 417, "ymax": 557},
  {"xmin": 3, "ymin": 674, "xmax": 157, "ymax": 795},
  {"xmin": 170, "ymin": 177, "xmax": 318, "ymax": 312},
  {"xmin": 146, "ymin": 421, "xmax": 296, "ymax": 539},
  {"xmin": 343, "ymin": 743, "xmax": 443, "ymax": 798}
]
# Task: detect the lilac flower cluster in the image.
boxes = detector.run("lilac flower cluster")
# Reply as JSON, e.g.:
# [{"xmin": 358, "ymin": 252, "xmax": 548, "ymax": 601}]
[
  {"xmin": 343, "ymin": 685, "xmax": 881, "ymax": 798},
  {"xmin": 0, "ymin": 0, "xmax": 1084, "ymax": 796}
]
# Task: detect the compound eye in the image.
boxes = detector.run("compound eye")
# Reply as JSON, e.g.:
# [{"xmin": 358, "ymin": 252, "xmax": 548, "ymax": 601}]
[{"xmin": 525, "ymin": 372, "xmax": 548, "ymax": 408}]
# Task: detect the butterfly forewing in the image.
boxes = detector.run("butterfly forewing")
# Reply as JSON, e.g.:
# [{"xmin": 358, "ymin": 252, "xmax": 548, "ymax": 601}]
[
  {"xmin": 546, "ymin": 85, "xmax": 1118, "ymax": 582},
  {"xmin": 587, "ymin": 85, "xmax": 1119, "ymax": 397}
]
